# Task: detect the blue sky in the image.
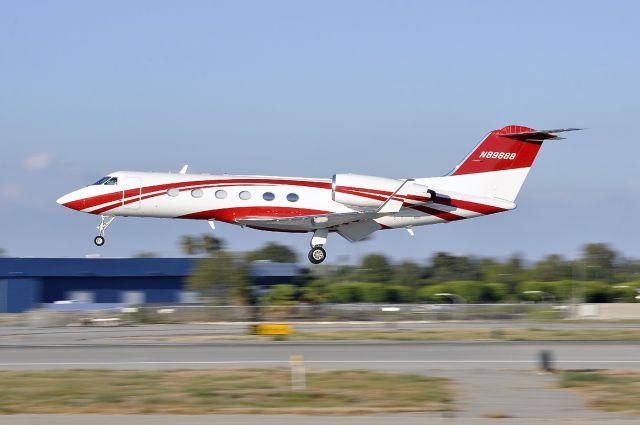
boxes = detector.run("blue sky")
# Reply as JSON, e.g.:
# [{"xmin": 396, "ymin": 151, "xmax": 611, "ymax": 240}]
[{"xmin": 1, "ymin": 1, "xmax": 638, "ymax": 263}]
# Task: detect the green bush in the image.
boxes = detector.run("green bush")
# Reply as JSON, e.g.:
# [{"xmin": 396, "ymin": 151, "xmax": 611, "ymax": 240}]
[
  {"xmin": 327, "ymin": 282, "xmax": 414, "ymax": 303},
  {"xmin": 262, "ymin": 284, "xmax": 298, "ymax": 305},
  {"xmin": 583, "ymin": 282, "xmax": 612, "ymax": 303},
  {"xmin": 608, "ymin": 285, "xmax": 636, "ymax": 302},
  {"xmin": 415, "ymin": 282, "xmax": 508, "ymax": 303},
  {"xmin": 518, "ymin": 281, "xmax": 576, "ymax": 302},
  {"xmin": 361, "ymin": 283, "xmax": 388, "ymax": 303},
  {"xmin": 479, "ymin": 283, "xmax": 508, "ymax": 302},
  {"xmin": 328, "ymin": 282, "xmax": 366, "ymax": 303},
  {"xmin": 416, "ymin": 284, "xmax": 450, "ymax": 302},
  {"xmin": 385, "ymin": 285, "xmax": 413, "ymax": 303}
]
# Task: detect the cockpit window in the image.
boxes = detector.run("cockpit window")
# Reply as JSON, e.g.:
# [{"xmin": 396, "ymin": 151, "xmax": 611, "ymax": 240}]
[{"xmin": 93, "ymin": 177, "xmax": 118, "ymax": 186}]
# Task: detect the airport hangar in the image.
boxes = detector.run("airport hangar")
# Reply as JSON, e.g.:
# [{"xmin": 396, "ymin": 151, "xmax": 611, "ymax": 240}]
[{"xmin": 0, "ymin": 258, "xmax": 299, "ymax": 313}]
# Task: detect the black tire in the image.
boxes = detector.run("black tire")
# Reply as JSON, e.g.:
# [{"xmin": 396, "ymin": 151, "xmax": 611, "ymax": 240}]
[
  {"xmin": 308, "ymin": 247, "xmax": 326, "ymax": 264},
  {"xmin": 94, "ymin": 236, "xmax": 105, "ymax": 246}
]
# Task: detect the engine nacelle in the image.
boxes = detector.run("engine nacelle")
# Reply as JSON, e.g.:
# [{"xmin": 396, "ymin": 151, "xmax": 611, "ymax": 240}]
[{"xmin": 332, "ymin": 173, "xmax": 432, "ymax": 208}]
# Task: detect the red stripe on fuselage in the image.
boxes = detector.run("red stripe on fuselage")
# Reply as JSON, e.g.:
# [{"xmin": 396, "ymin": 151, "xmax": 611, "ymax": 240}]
[
  {"xmin": 178, "ymin": 206, "xmax": 330, "ymax": 223},
  {"xmin": 431, "ymin": 196, "xmax": 507, "ymax": 215},
  {"xmin": 335, "ymin": 187, "xmax": 466, "ymax": 221},
  {"xmin": 65, "ymin": 178, "xmax": 332, "ymax": 212}
]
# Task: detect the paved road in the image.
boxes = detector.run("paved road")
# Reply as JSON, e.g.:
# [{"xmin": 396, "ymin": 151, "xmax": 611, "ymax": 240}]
[
  {"xmin": 0, "ymin": 340, "xmax": 638, "ymax": 422},
  {"xmin": 0, "ymin": 341, "xmax": 638, "ymax": 370}
]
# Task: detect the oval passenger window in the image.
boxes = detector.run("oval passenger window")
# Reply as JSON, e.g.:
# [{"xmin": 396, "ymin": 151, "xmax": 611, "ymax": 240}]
[
  {"xmin": 263, "ymin": 192, "xmax": 275, "ymax": 201},
  {"xmin": 286, "ymin": 193, "xmax": 299, "ymax": 202},
  {"xmin": 167, "ymin": 188, "xmax": 180, "ymax": 197},
  {"xmin": 215, "ymin": 190, "xmax": 227, "ymax": 199}
]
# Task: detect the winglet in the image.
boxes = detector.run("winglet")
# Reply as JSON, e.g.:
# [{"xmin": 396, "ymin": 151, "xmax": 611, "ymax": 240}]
[{"xmin": 179, "ymin": 165, "xmax": 189, "ymax": 174}]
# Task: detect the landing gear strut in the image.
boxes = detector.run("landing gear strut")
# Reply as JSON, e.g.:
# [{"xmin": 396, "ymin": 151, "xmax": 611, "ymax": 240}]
[
  {"xmin": 94, "ymin": 215, "xmax": 115, "ymax": 247},
  {"xmin": 308, "ymin": 229, "xmax": 328, "ymax": 264}
]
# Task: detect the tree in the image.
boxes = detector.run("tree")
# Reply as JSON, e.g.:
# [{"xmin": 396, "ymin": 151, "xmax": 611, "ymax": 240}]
[
  {"xmin": 186, "ymin": 251, "xmax": 250, "ymax": 305},
  {"xmin": 359, "ymin": 253, "xmax": 393, "ymax": 283},
  {"xmin": 393, "ymin": 261, "xmax": 424, "ymax": 288},
  {"xmin": 181, "ymin": 235, "xmax": 198, "ymax": 256},
  {"xmin": 0, "ymin": 248, "xmax": 6, "ymax": 257},
  {"xmin": 580, "ymin": 243, "xmax": 617, "ymax": 281},
  {"xmin": 532, "ymin": 254, "xmax": 571, "ymax": 282},
  {"xmin": 180, "ymin": 235, "xmax": 225, "ymax": 256},
  {"xmin": 245, "ymin": 242, "xmax": 298, "ymax": 263},
  {"xmin": 427, "ymin": 253, "xmax": 481, "ymax": 282}
]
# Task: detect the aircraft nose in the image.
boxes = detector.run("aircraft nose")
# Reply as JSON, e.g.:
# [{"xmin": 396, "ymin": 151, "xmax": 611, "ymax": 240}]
[
  {"xmin": 56, "ymin": 193, "xmax": 72, "ymax": 205},
  {"xmin": 56, "ymin": 191, "xmax": 85, "ymax": 210}
]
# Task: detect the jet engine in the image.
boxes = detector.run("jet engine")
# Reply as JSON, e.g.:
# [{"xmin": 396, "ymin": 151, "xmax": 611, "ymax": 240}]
[{"xmin": 331, "ymin": 173, "xmax": 433, "ymax": 208}]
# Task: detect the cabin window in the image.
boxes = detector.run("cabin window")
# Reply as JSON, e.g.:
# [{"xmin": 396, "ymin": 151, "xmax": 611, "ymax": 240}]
[
  {"xmin": 286, "ymin": 193, "xmax": 299, "ymax": 202},
  {"xmin": 239, "ymin": 191, "xmax": 251, "ymax": 200},
  {"xmin": 167, "ymin": 188, "xmax": 180, "ymax": 197},
  {"xmin": 191, "ymin": 189, "xmax": 204, "ymax": 198},
  {"xmin": 263, "ymin": 192, "xmax": 275, "ymax": 201},
  {"xmin": 215, "ymin": 190, "xmax": 227, "ymax": 199}
]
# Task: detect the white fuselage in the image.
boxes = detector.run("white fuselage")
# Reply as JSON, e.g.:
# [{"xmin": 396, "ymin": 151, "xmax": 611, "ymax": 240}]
[{"xmin": 57, "ymin": 170, "xmax": 514, "ymax": 233}]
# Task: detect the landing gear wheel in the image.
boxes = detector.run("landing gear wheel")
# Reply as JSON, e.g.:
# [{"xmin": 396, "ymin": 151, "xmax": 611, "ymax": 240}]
[
  {"xmin": 308, "ymin": 247, "xmax": 326, "ymax": 264},
  {"xmin": 94, "ymin": 236, "xmax": 105, "ymax": 246}
]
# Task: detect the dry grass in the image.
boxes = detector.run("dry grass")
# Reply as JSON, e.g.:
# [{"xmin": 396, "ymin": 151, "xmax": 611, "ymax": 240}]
[
  {"xmin": 291, "ymin": 328, "xmax": 640, "ymax": 341},
  {"xmin": 114, "ymin": 328, "xmax": 640, "ymax": 343},
  {"xmin": 0, "ymin": 369, "xmax": 454, "ymax": 415},
  {"xmin": 292, "ymin": 328, "xmax": 640, "ymax": 341},
  {"xmin": 560, "ymin": 370, "xmax": 640, "ymax": 415}
]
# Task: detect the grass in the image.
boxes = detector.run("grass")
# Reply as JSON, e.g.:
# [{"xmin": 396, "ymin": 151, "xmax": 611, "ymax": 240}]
[
  {"xmin": 118, "ymin": 328, "xmax": 640, "ymax": 343},
  {"xmin": 0, "ymin": 369, "xmax": 454, "ymax": 415},
  {"xmin": 292, "ymin": 328, "xmax": 640, "ymax": 341},
  {"xmin": 560, "ymin": 370, "xmax": 640, "ymax": 415}
]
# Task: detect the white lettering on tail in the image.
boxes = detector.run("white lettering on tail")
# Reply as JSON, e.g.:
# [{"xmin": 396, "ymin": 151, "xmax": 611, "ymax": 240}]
[{"xmin": 479, "ymin": 151, "xmax": 516, "ymax": 160}]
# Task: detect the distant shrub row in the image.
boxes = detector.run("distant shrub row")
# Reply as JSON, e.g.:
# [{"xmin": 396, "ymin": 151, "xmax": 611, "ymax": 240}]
[{"xmin": 262, "ymin": 280, "xmax": 640, "ymax": 305}]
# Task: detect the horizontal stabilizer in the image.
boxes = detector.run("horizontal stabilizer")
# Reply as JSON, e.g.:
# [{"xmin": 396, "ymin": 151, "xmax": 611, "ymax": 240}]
[{"xmin": 498, "ymin": 127, "xmax": 582, "ymax": 142}]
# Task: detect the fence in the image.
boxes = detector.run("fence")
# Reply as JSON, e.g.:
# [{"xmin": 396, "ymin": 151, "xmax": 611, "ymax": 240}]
[
  {"xmin": 11, "ymin": 303, "xmax": 568, "ymax": 327},
  {"xmin": 128, "ymin": 303, "xmax": 567, "ymax": 323}
]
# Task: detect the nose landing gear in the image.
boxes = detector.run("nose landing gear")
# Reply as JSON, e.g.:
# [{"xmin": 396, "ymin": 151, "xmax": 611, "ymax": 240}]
[
  {"xmin": 94, "ymin": 215, "xmax": 115, "ymax": 246},
  {"xmin": 308, "ymin": 228, "xmax": 328, "ymax": 264}
]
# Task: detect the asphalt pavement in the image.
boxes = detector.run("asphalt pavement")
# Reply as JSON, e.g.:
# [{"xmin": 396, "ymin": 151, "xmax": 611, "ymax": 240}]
[{"xmin": 0, "ymin": 323, "xmax": 639, "ymax": 423}]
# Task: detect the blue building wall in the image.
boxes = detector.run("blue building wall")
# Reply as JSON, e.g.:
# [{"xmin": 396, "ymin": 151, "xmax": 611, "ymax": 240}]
[
  {"xmin": 0, "ymin": 258, "xmax": 299, "ymax": 313},
  {"xmin": 40, "ymin": 277, "xmax": 184, "ymax": 303},
  {"xmin": 0, "ymin": 278, "xmax": 41, "ymax": 313}
]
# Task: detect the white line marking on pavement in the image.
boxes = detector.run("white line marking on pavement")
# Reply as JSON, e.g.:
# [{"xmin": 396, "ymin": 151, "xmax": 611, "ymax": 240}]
[{"xmin": 1, "ymin": 360, "xmax": 640, "ymax": 366}]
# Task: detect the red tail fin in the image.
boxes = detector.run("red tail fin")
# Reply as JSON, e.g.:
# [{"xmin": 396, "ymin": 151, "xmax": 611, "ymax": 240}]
[
  {"xmin": 436, "ymin": 125, "xmax": 580, "ymax": 202},
  {"xmin": 451, "ymin": 125, "xmax": 544, "ymax": 176}
]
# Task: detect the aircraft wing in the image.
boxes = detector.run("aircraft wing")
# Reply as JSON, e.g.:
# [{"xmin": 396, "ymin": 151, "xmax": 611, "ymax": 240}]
[
  {"xmin": 236, "ymin": 211, "xmax": 380, "ymax": 231},
  {"xmin": 236, "ymin": 179, "xmax": 415, "ymax": 237}
]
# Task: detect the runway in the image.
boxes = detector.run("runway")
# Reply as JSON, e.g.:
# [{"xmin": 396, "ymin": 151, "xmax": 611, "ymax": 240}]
[
  {"xmin": 1, "ymin": 330, "xmax": 639, "ymax": 422},
  {"xmin": 0, "ymin": 341, "xmax": 638, "ymax": 371}
]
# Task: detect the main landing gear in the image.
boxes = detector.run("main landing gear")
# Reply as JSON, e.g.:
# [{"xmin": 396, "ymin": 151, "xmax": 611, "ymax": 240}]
[
  {"xmin": 308, "ymin": 229, "xmax": 328, "ymax": 264},
  {"xmin": 94, "ymin": 215, "xmax": 115, "ymax": 247}
]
